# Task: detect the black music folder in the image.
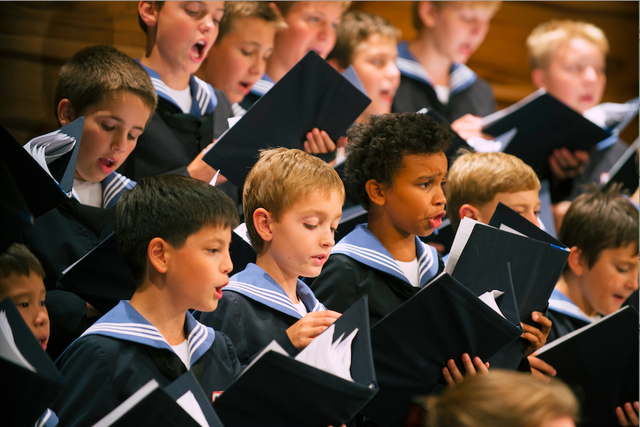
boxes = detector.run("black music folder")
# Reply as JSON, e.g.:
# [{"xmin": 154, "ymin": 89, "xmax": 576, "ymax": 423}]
[
  {"xmin": 0, "ymin": 297, "xmax": 63, "ymax": 427},
  {"xmin": 536, "ymin": 306, "xmax": 639, "ymax": 427},
  {"xmin": 213, "ymin": 296, "xmax": 377, "ymax": 427},
  {"xmin": 360, "ymin": 273, "xmax": 522, "ymax": 427},
  {"xmin": 446, "ymin": 217, "xmax": 570, "ymax": 325},
  {"xmin": 0, "ymin": 118, "xmax": 84, "ymax": 218},
  {"xmin": 203, "ymin": 51, "xmax": 371, "ymax": 188},
  {"xmin": 0, "ymin": 159, "xmax": 34, "ymax": 253},
  {"xmin": 489, "ymin": 202, "xmax": 566, "ymax": 248},
  {"xmin": 164, "ymin": 371, "xmax": 225, "ymax": 427},
  {"xmin": 228, "ymin": 223, "xmax": 257, "ymax": 276},
  {"xmin": 56, "ymin": 232, "xmax": 135, "ymax": 314},
  {"xmin": 481, "ymin": 90, "xmax": 612, "ymax": 178},
  {"xmin": 600, "ymin": 137, "xmax": 639, "ymax": 194}
]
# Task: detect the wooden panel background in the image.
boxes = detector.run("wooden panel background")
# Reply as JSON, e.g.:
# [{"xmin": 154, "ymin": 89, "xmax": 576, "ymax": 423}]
[{"xmin": 0, "ymin": 1, "xmax": 637, "ymax": 145}]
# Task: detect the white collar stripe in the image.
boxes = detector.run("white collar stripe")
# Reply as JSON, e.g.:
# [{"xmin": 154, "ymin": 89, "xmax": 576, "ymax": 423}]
[
  {"xmin": 548, "ymin": 299, "xmax": 593, "ymax": 323},
  {"xmin": 226, "ymin": 282, "xmax": 297, "ymax": 311},
  {"xmin": 188, "ymin": 323, "xmax": 206, "ymax": 356},
  {"xmin": 84, "ymin": 325, "xmax": 168, "ymax": 343},
  {"xmin": 333, "ymin": 243, "xmax": 405, "ymax": 276},
  {"xmin": 103, "ymin": 177, "xmax": 131, "ymax": 207}
]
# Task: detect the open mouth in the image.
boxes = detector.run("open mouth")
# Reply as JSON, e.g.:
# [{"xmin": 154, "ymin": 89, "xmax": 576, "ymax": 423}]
[
  {"xmin": 39, "ymin": 337, "xmax": 48, "ymax": 350},
  {"xmin": 238, "ymin": 82, "xmax": 252, "ymax": 94},
  {"xmin": 428, "ymin": 211, "xmax": 446, "ymax": 229},
  {"xmin": 192, "ymin": 40, "xmax": 206, "ymax": 59},
  {"xmin": 312, "ymin": 254, "xmax": 328, "ymax": 266}
]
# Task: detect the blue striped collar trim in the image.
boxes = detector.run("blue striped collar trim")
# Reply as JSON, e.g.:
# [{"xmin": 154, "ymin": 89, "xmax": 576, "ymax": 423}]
[
  {"xmin": 224, "ymin": 263, "xmax": 325, "ymax": 319},
  {"xmin": 36, "ymin": 408, "xmax": 58, "ymax": 427},
  {"xmin": 102, "ymin": 172, "xmax": 135, "ymax": 208},
  {"xmin": 548, "ymin": 288, "xmax": 598, "ymax": 324},
  {"xmin": 138, "ymin": 62, "xmax": 217, "ymax": 117},
  {"xmin": 249, "ymin": 74, "xmax": 275, "ymax": 97},
  {"xmin": 81, "ymin": 301, "xmax": 215, "ymax": 367},
  {"xmin": 396, "ymin": 41, "xmax": 477, "ymax": 96},
  {"xmin": 332, "ymin": 224, "xmax": 439, "ymax": 288}
]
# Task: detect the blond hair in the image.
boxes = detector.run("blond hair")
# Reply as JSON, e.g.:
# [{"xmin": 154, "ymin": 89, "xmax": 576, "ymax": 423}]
[
  {"xmin": 412, "ymin": 1, "xmax": 501, "ymax": 32},
  {"xmin": 425, "ymin": 371, "xmax": 579, "ymax": 427},
  {"xmin": 446, "ymin": 151, "xmax": 540, "ymax": 230},
  {"xmin": 328, "ymin": 10, "xmax": 400, "ymax": 69},
  {"xmin": 215, "ymin": 2, "xmax": 287, "ymax": 45},
  {"xmin": 243, "ymin": 148, "xmax": 345, "ymax": 253},
  {"xmin": 526, "ymin": 20, "xmax": 609, "ymax": 70}
]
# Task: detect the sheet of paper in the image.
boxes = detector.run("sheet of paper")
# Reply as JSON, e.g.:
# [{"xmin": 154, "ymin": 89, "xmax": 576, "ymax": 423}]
[
  {"xmin": 498, "ymin": 224, "xmax": 527, "ymax": 238},
  {"xmin": 0, "ymin": 311, "xmax": 35, "ymax": 371},
  {"xmin": 478, "ymin": 290, "xmax": 506, "ymax": 318},
  {"xmin": 295, "ymin": 323, "xmax": 358, "ymax": 382},
  {"xmin": 233, "ymin": 223, "xmax": 253, "ymax": 247},
  {"xmin": 445, "ymin": 217, "xmax": 492, "ymax": 274},
  {"xmin": 467, "ymin": 136, "xmax": 502, "ymax": 152},
  {"xmin": 22, "ymin": 130, "xmax": 76, "ymax": 183},
  {"xmin": 176, "ymin": 391, "xmax": 209, "ymax": 427}
]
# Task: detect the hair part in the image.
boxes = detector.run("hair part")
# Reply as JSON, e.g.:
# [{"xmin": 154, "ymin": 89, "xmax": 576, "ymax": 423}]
[
  {"xmin": 559, "ymin": 184, "xmax": 638, "ymax": 269},
  {"xmin": 54, "ymin": 45, "xmax": 157, "ymax": 122},
  {"xmin": 327, "ymin": 10, "xmax": 400, "ymax": 69},
  {"xmin": 446, "ymin": 151, "xmax": 540, "ymax": 231},
  {"xmin": 0, "ymin": 243, "xmax": 45, "ymax": 280},
  {"xmin": 243, "ymin": 148, "xmax": 345, "ymax": 253},
  {"xmin": 412, "ymin": 1, "xmax": 501, "ymax": 32},
  {"xmin": 216, "ymin": 2, "xmax": 286, "ymax": 45},
  {"xmin": 424, "ymin": 370, "xmax": 579, "ymax": 427},
  {"xmin": 345, "ymin": 112, "xmax": 451, "ymax": 210},
  {"xmin": 526, "ymin": 19, "xmax": 609, "ymax": 70},
  {"xmin": 115, "ymin": 174, "xmax": 239, "ymax": 286}
]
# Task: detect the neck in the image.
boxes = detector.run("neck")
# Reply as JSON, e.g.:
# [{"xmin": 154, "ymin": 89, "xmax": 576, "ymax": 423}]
[
  {"xmin": 255, "ymin": 252, "xmax": 300, "ymax": 303},
  {"xmin": 409, "ymin": 36, "xmax": 453, "ymax": 86},
  {"xmin": 141, "ymin": 41, "xmax": 191, "ymax": 90},
  {"xmin": 555, "ymin": 273, "xmax": 595, "ymax": 317},
  {"xmin": 265, "ymin": 52, "xmax": 292, "ymax": 84},
  {"xmin": 367, "ymin": 208, "xmax": 417, "ymax": 262},
  {"xmin": 129, "ymin": 278, "xmax": 188, "ymax": 345}
]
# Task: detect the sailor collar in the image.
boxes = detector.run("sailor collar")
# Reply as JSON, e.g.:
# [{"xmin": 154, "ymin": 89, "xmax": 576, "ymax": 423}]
[
  {"xmin": 224, "ymin": 263, "xmax": 325, "ymax": 319},
  {"xmin": 248, "ymin": 74, "xmax": 275, "ymax": 97},
  {"xmin": 71, "ymin": 171, "xmax": 135, "ymax": 209},
  {"xmin": 548, "ymin": 288, "xmax": 599, "ymax": 324},
  {"xmin": 332, "ymin": 224, "xmax": 439, "ymax": 288}
]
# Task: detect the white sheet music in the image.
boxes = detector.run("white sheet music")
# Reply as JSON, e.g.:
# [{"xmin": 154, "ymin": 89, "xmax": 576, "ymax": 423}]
[{"xmin": 295, "ymin": 324, "xmax": 358, "ymax": 382}]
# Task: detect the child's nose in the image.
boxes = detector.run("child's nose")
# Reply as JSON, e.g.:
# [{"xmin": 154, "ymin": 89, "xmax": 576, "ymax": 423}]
[{"xmin": 35, "ymin": 307, "xmax": 49, "ymax": 328}]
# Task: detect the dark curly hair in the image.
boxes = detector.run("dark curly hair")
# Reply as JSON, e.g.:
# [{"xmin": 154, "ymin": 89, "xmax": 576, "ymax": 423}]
[{"xmin": 344, "ymin": 112, "xmax": 451, "ymax": 209}]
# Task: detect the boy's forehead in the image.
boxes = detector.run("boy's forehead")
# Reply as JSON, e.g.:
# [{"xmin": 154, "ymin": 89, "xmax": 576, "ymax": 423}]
[
  {"xmin": 0, "ymin": 273, "xmax": 45, "ymax": 298},
  {"xmin": 288, "ymin": 188, "xmax": 344, "ymax": 213},
  {"xmin": 398, "ymin": 152, "xmax": 447, "ymax": 175}
]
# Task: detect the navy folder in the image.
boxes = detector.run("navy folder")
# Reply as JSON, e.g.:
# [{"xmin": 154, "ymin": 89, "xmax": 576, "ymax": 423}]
[
  {"xmin": 360, "ymin": 273, "xmax": 522, "ymax": 427},
  {"xmin": 164, "ymin": 371, "xmax": 225, "ymax": 427},
  {"xmin": 56, "ymin": 232, "xmax": 135, "ymax": 314},
  {"xmin": 536, "ymin": 306, "xmax": 639, "ymax": 427},
  {"xmin": 600, "ymin": 137, "xmax": 639, "ymax": 194},
  {"xmin": 203, "ymin": 51, "xmax": 371, "ymax": 188},
  {"xmin": 489, "ymin": 202, "xmax": 566, "ymax": 248},
  {"xmin": 0, "ymin": 159, "xmax": 34, "ymax": 253},
  {"xmin": 481, "ymin": 90, "xmax": 612, "ymax": 179},
  {"xmin": 0, "ymin": 118, "xmax": 84, "ymax": 218},
  {"xmin": 0, "ymin": 297, "xmax": 63, "ymax": 427},
  {"xmin": 213, "ymin": 296, "xmax": 378, "ymax": 427}
]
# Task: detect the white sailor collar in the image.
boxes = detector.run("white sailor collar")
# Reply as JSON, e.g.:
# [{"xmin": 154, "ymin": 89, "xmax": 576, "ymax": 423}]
[
  {"xmin": 224, "ymin": 263, "xmax": 326, "ymax": 319},
  {"xmin": 139, "ymin": 63, "xmax": 218, "ymax": 117},
  {"xmin": 332, "ymin": 224, "xmax": 439, "ymax": 289},
  {"xmin": 81, "ymin": 301, "xmax": 215, "ymax": 367},
  {"xmin": 548, "ymin": 288, "xmax": 599, "ymax": 324},
  {"xmin": 396, "ymin": 41, "xmax": 477, "ymax": 97},
  {"xmin": 248, "ymin": 73, "xmax": 275, "ymax": 97},
  {"xmin": 71, "ymin": 171, "xmax": 135, "ymax": 209}
]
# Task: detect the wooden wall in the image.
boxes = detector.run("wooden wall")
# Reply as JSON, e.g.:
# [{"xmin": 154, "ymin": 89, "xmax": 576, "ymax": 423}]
[{"xmin": 0, "ymin": 1, "xmax": 637, "ymax": 144}]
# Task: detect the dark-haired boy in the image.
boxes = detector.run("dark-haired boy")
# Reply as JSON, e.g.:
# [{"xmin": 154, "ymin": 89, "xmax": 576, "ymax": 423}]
[
  {"xmin": 53, "ymin": 174, "xmax": 241, "ymax": 427},
  {"xmin": 21, "ymin": 44, "xmax": 157, "ymax": 360},
  {"xmin": 547, "ymin": 185, "xmax": 639, "ymax": 425},
  {"xmin": 125, "ymin": 1, "xmax": 232, "ymax": 183}
]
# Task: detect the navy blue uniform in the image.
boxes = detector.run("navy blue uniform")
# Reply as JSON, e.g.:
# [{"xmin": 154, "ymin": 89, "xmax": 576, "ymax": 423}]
[{"xmin": 547, "ymin": 288, "xmax": 594, "ymax": 343}]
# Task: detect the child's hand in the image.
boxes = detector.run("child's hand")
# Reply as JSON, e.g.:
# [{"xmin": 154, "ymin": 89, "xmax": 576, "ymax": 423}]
[
  {"xmin": 451, "ymin": 114, "xmax": 494, "ymax": 141},
  {"xmin": 187, "ymin": 141, "xmax": 225, "ymax": 183},
  {"xmin": 616, "ymin": 401, "xmax": 639, "ymax": 426},
  {"xmin": 304, "ymin": 128, "xmax": 336, "ymax": 154},
  {"xmin": 286, "ymin": 310, "xmax": 342, "ymax": 350},
  {"xmin": 548, "ymin": 148, "xmax": 590, "ymax": 181},
  {"xmin": 528, "ymin": 355, "xmax": 556, "ymax": 381},
  {"xmin": 521, "ymin": 311, "xmax": 552, "ymax": 357},
  {"xmin": 442, "ymin": 353, "xmax": 489, "ymax": 387}
]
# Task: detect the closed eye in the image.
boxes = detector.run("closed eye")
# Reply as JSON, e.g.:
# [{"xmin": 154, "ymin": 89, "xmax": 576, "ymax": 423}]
[
  {"xmin": 304, "ymin": 223, "xmax": 318, "ymax": 230},
  {"xmin": 102, "ymin": 124, "xmax": 115, "ymax": 132}
]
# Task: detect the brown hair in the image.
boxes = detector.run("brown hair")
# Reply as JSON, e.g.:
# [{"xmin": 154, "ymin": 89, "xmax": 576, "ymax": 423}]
[
  {"xmin": 272, "ymin": 1, "xmax": 351, "ymax": 17},
  {"xmin": 0, "ymin": 243, "xmax": 45, "ymax": 280},
  {"xmin": 446, "ymin": 151, "xmax": 540, "ymax": 231},
  {"xmin": 424, "ymin": 370, "xmax": 579, "ymax": 427},
  {"xmin": 526, "ymin": 20, "xmax": 609, "ymax": 71},
  {"xmin": 559, "ymin": 184, "xmax": 638, "ymax": 269},
  {"xmin": 54, "ymin": 45, "xmax": 157, "ymax": 122},
  {"xmin": 327, "ymin": 10, "xmax": 400, "ymax": 69},
  {"xmin": 412, "ymin": 1, "xmax": 501, "ymax": 32},
  {"xmin": 215, "ymin": 1, "xmax": 286, "ymax": 45},
  {"xmin": 243, "ymin": 148, "xmax": 345, "ymax": 253}
]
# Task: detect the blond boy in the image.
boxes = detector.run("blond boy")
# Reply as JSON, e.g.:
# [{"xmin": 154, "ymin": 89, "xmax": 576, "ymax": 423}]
[
  {"xmin": 327, "ymin": 10, "xmax": 401, "ymax": 124},
  {"xmin": 199, "ymin": 148, "xmax": 343, "ymax": 364}
]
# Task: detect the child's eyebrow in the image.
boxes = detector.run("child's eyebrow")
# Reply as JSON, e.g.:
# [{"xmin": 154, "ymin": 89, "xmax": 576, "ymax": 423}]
[
  {"xmin": 10, "ymin": 291, "xmax": 32, "ymax": 299},
  {"xmin": 103, "ymin": 115, "xmax": 145, "ymax": 132},
  {"xmin": 416, "ymin": 172, "xmax": 445, "ymax": 181}
]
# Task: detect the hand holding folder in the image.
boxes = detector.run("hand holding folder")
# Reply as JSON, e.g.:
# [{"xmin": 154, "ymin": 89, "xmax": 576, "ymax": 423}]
[{"xmin": 212, "ymin": 296, "xmax": 377, "ymax": 427}]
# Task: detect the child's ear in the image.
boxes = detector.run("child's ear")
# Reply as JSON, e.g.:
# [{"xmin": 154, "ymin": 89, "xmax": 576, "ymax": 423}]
[
  {"xmin": 253, "ymin": 208, "xmax": 274, "ymax": 242},
  {"xmin": 566, "ymin": 246, "xmax": 586, "ymax": 276},
  {"xmin": 531, "ymin": 68, "xmax": 547, "ymax": 90},
  {"xmin": 147, "ymin": 237, "xmax": 169, "ymax": 274},
  {"xmin": 57, "ymin": 99, "xmax": 75, "ymax": 126},
  {"xmin": 138, "ymin": 1, "xmax": 160, "ymax": 30},
  {"xmin": 418, "ymin": 1, "xmax": 438, "ymax": 29},
  {"xmin": 327, "ymin": 58, "xmax": 346, "ymax": 74},
  {"xmin": 365, "ymin": 179, "xmax": 386, "ymax": 206},
  {"xmin": 459, "ymin": 204, "xmax": 479, "ymax": 221}
]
